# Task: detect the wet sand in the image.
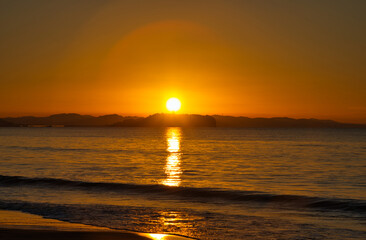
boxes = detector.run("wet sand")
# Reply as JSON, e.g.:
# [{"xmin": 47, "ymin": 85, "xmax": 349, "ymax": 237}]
[{"xmin": 0, "ymin": 210, "xmax": 192, "ymax": 240}]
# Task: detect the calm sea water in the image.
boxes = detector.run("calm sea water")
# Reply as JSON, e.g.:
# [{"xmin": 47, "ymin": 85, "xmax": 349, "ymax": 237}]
[{"xmin": 0, "ymin": 127, "xmax": 365, "ymax": 239}]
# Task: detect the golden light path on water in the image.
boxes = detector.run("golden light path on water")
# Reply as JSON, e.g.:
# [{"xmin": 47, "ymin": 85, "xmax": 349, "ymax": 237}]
[
  {"xmin": 146, "ymin": 233, "xmax": 190, "ymax": 240},
  {"xmin": 147, "ymin": 233, "xmax": 167, "ymax": 240},
  {"xmin": 162, "ymin": 127, "xmax": 182, "ymax": 187}
]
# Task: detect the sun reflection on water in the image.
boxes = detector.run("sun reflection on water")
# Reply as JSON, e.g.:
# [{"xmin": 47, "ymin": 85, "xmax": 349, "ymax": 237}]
[
  {"xmin": 162, "ymin": 128, "xmax": 182, "ymax": 187},
  {"xmin": 147, "ymin": 233, "xmax": 167, "ymax": 240}
]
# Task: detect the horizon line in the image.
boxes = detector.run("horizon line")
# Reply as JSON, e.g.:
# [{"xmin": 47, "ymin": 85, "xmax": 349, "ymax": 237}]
[{"xmin": 1, "ymin": 112, "xmax": 365, "ymax": 125}]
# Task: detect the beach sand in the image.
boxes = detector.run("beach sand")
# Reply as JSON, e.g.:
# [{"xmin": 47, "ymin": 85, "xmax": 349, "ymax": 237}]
[{"xmin": 0, "ymin": 210, "xmax": 192, "ymax": 240}]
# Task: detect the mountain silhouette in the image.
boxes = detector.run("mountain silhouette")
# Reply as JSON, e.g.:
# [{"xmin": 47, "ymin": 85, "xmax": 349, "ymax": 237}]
[
  {"xmin": 213, "ymin": 115, "xmax": 365, "ymax": 128},
  {"xmin": 114, "ymin": 113, "xmax": 216, "ymax": 127},
  {"xmin": 0, "ymin": 119, "xmax": 18, "ymax": 127},
  {"xmin": 1, "ymin": 113, "xmax": 365, "ymax": 128},
  {"xmin": 3, "ymin": 113, "xmax": 125, "ymax": 126}
]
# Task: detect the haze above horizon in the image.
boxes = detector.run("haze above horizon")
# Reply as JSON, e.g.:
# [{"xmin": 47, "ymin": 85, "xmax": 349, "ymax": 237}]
[{"xmin": 1, "ymin": 0, "xmax": 365, "ymax": 123}]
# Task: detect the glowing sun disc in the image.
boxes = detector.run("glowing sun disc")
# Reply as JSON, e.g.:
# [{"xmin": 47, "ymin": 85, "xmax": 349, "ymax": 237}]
[{"xmin": 166, "ymin": 98, "xmax": 181, "ymax": 112}]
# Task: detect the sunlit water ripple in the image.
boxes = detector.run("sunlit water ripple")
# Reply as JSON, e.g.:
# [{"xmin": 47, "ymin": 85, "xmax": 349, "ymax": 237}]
[{"xmin": 0, "ymin": 127, "xmax": 365, "ymax": 239}]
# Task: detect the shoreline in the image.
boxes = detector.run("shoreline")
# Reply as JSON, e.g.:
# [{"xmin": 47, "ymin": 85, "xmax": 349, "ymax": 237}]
[{"xmin": 0, "ymin": 210, "xmax": 192, "ymax": 240}]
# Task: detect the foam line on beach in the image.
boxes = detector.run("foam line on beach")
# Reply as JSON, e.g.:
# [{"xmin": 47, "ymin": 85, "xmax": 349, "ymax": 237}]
[{"xmin": 0, "ymin": 210, "xmax": 193, "ymax": 240}]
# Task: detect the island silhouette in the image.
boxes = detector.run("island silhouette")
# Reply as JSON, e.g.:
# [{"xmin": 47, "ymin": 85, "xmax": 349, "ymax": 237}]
[{"xmin": 1, "ymin": 113, "xmax": 365, "ymax": 128}]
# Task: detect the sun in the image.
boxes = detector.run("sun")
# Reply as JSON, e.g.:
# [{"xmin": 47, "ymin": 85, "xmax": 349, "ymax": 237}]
[{"xmin": 166, "ymin": 98, "xmax": 181, "ymax": 112}]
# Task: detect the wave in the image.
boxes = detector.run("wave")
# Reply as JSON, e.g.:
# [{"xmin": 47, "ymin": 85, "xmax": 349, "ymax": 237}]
[
  {"xmin": 3, "ymin": 145, "xmax": 95, "ymax": 152},
  {"xmin": 292, "ymin": 144, "xmax": 325, "ymax": 147},
  {"xmin": 0, "ymin": 199, "xmax": 201, "ymax": 236},
  {"xmin": 1, "ymin": 174, "xmax": 365, "ymax": 215},
  {"xmin": 0, "ymin": 145, "xmax": 159, "ymax": 154}
]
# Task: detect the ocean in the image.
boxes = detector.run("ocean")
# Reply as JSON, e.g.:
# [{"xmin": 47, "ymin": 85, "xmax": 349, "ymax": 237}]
[{"xmin": 0, "ymin": 127, "xmax": 365, "ymax": 239}]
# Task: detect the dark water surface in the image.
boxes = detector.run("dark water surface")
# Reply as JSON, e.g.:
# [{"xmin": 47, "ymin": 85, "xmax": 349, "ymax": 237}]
[{"xmin": 0, "ymin": 127, "xmax": 365, "ymax": 239}]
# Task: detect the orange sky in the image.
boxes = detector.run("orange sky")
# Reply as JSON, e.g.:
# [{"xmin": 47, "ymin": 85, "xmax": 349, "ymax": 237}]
[{"xmin": 0, "ymin": 0, "xmax": 365, "ymax": 123}]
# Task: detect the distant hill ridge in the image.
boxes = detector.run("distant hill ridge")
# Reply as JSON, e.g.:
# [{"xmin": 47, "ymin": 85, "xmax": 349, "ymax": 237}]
[
  {"xmin": 1, "ymin": 113, "xmax": 365, "ymax": 128},
  {"xmin": 0, "ymin": 119, "xmax": 17, "ymax": 127},
  {"xmin": 2, "ymin": 113, "xmax": 126, "ymax": 126},
  {"xmin": 114, "ymin": 113, "xmax": 216, "ymax": 127},
  {"xmin": 212, "ymin": 115, "xmax": 365, "ymax": 128}
]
